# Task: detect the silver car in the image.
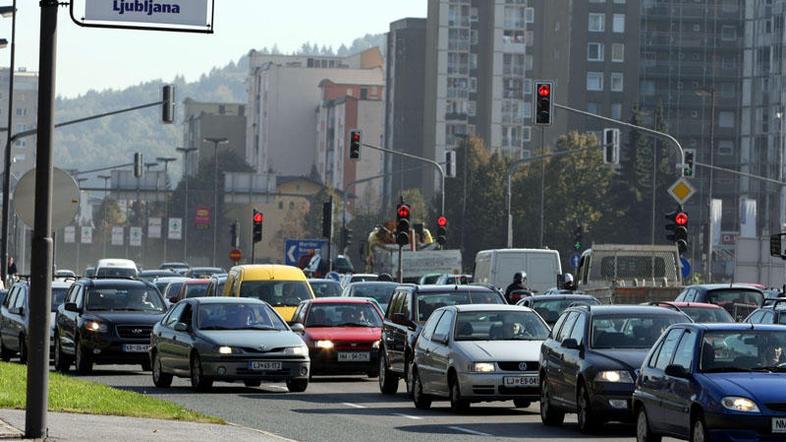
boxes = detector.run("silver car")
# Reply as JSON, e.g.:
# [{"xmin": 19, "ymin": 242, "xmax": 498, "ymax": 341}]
[{"xmin": 410, "ymin": 304, "xmax": 550, "ymax": 412}]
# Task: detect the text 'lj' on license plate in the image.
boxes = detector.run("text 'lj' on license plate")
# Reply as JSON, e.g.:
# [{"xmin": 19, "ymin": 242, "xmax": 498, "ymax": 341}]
[
  {"xmin": 503, "ymin": 375, "xmax": 538, "ymax": 386},
  {"xmin": 773, "ymin": 417, "xmax": 786, "ymax": 434},
  {"xmin": 122, "ymin": 344, "xmax": 149, "ymax": 353},
  {"xmin": 249, "ymin": 361, "xmax": 282, "ymax": 371},
  {"xmin": 338, "ymin": 352, "xmax": 370, "ymax": 362}
]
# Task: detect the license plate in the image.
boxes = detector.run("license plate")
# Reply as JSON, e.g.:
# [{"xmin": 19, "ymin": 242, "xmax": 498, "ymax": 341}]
[
  {"xmin": 338, "ymin": 352, "xmax": 370, "ymax": 362},
  {"xmin": 503, "ymin": 375, "xmax": 539, "ymax": 386},
  {"xmin": 248, "ymin": 361, "xmax": 282, "ymax": 371},
  {"xmin": 122, "ymin": 344, "xmax": 149, "ymax": 353},
  {"xmin": 773, "ymin": 417, "xmax": 786, "ymax": 434}
]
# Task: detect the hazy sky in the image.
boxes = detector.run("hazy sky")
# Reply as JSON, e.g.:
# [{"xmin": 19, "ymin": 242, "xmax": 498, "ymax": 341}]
[{"xmin": 0, "ymin": 1, "xmax": 426, "ymax": 98}]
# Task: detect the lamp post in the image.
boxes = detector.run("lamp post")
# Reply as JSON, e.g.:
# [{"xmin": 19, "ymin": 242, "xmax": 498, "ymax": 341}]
[
  {"xmin": 156, "ymin": 156, "xmax": 177, "ymax": 262},
  {"xmin": 74, "ymin": 177, "xmax": 87, "ymax": 272},
  {"xmin": 696, "ymin": 87, "xmax": 716, "ymax": 282},
  {"xmin": 176, "ymin": 147, "xmax": 197, "ymax": 262},
  {"xmin": 98, "ymin": 174, "xmax": 111, "ymax": 258},
  {"xmin": 776, "ymin": 111, "xmax": 785, "ymax": 233},
  {"xmin": 0, "ymin": 2, "xmax": 17, "ymax": 282},
  {"xmin": 203, "ymin": 137, "xmax": 228, "ymax": 267}
]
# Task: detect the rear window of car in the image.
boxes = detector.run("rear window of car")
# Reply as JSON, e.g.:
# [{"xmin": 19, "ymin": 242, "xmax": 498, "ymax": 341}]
[
  {"xmin": 681, "ymin": 306, "xmax": 735, "ymax": 323},
  {"xmin": 706, "ymin": 290, "xmax": 764, "ymax": 320},
  {"xmin": 590, "ymin": 314, "xmax": 687, "ymax": 349},
  {"xmin": 51, "ymin": 288, "xmax": 67, "ymax": 312},
  {"xmin": 311, "ymin": 281, "xmax": 342, "ymax": 298},
  {"xmin": 85, "ymin": 287, "xmax": 166, "ymax": 312},
  {"xmin": 96, "ymin": 267, "xmax": 137, "ymax": 278},
  {"xmin": 239, "ymin": 280, "xmax": 312, "ymax": 307},
  {"xmin": 185, "ymin": 284, "xmax": 209, "ymax": 299},
  {"xmin": 415, "ymin": 290, "xmax": 504, "ymax": 322}
]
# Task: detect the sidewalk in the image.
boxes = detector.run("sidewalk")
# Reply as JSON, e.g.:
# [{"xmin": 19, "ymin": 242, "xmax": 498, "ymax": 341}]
[{"xmin": 0, "ymin": 409, "xmax": 292, "ymax": 442}]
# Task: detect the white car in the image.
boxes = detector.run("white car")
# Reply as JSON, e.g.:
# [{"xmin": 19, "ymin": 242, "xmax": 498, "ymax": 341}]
[{"xmin": 410, "ymin": 304, "xmax": 550, "ymax": 412}]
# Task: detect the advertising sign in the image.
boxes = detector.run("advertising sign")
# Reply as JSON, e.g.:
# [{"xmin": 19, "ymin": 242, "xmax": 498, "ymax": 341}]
[
  {"xmin": 195, "ymin": 207, "xmax": 210, "ymax": 227},
  {"xmin": 83, "ymin": 0, "xmax": 210, "ymax": 27},
  {"xmin": 168, "ymin": 218, "xmax": 182, "ymax": 240},
  {"xmin": 111, "ymin": 227, "xmax": 124, "ymax": 246},
  {"xmin": 81, "ymin": 226, "xmax": 93, "ymax": 244},
  {"xmin": 64, "ymin": 226, "xmax": 76, "ymax": 244},
  {"xmin": 148, "ymin": 217, "xmax": 162, "ymax": 239},
  {"xmin": 129, "ymin": 227, "xmax": 143, "ymax": 247}
]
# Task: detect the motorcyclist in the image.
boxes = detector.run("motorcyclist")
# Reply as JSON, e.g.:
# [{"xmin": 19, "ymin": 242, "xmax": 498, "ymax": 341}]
[
  {"xmin": 563, "ymin": 273, "xmax": 576, "ymax": 292},
  {"xmin": 505, "ymin": 271, "xmax": 528, "ymax": 304}
]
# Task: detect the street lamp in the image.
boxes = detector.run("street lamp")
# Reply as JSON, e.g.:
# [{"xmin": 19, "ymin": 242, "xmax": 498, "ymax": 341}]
[
  {"xmin": 203, "ymin": 137, "xmax": 228, "ymax": 267},
  {"xmin": 0, "ymin": 1, "xmax": 18, "ymax": 282},
  {"xmin": 696, "ymin": 87, "xmax": 716, "ymax": 282},
  {"xmin": 155, "ymin": 156, "xmax": 177, "ymax": 261},
  {"xmin": 74, "ymin": 177, "xmax": 87, "ymax": 272},
  {"xmin": 176, "ymin": 146, "xmax": 197, "ymax": 261},
  {"xmin": 98, "ymin": 174, "xmax": 111, "ymax": 258},
  {"xmin": 776, "ymin": 111, "xmax": 785, "ymax": 234}
]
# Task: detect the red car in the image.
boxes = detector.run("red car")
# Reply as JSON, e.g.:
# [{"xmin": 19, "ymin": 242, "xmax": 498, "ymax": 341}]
[
  {"xmin": 650, "ymin": 301, "xmax": 735, "ymax": 323},
  {"xmin": 291, "ymin": 297, "xmax": 383, "ymax": 377},
  {"xmin": 170, "ymin": 279, "xmax": 210, "ymax": 303}
]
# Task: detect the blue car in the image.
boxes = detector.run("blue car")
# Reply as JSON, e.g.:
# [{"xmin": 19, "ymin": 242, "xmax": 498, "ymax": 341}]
[{"xmin": 633, "ymin": 323, "xmax": 786, "ymax": 442}]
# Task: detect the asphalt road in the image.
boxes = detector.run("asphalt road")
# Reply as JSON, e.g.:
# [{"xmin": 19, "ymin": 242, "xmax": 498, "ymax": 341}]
[{"xmin": 76, "ymin": 365, "xmax": 680, "ymax": 442}]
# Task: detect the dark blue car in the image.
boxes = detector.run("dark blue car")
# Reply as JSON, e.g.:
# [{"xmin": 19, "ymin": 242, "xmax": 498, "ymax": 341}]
[{"xmin": 633, "ymin": 323, "xmax": 786, "ymax": 442}]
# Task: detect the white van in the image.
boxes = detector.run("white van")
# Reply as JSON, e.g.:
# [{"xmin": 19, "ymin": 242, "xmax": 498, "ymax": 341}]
[
  {"xmin": 473, "ymin": 249, "xmax": 562, "ymax": 294},
  {"xmin": 94, "ymin": 259, "xmax": 139, "ymax": 279}
]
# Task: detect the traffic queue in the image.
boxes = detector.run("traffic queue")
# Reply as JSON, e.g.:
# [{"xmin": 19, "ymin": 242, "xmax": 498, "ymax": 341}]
[{"xmin": 0, "ymin": 256, "xmax": 784, "ymax": 442}]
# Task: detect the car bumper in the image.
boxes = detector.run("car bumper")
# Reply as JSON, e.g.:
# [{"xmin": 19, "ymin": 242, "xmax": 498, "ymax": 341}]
[
  {"xmin": 456, "ymin": 371, "xmax": 540, "ymax": 401},
  {"xmin": 705, "ymin": 411, "xmax": 786, "ymax": 442},
  {"xmin": 79, "ymin": 334, "xmax": 151, "ymax": 364},
  {"xmin": 309, "ymin": 349, "xmax": 379, "ymax": 375},
  {"xmin": 201, "ymin": 357, "xmax": 310, "ymax": 382},
  {"xmin": 587, "ymin": 382, "xmax": 636, "ymax": 422}
]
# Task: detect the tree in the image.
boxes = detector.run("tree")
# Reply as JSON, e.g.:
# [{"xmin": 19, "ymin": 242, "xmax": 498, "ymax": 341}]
[{"xmin": 398, "ymin": 189, "xmax": 428, "ymax": 224}]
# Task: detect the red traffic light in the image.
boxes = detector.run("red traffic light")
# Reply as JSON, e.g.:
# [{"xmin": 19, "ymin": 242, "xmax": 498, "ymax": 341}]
[
  {"xmin": 253, "ymin": 212, "xmax": 264, "ymax": 223},
  {"xmin": 675, "ymin": 212, "xmax": 688, "ymax": 226},
  {"xmin": 351, "ymin": 131, "xmax": 361, "ymax": 142},
  {"xmin": 397, "ymin": 205, "xmax": 410, "ymax": 219},
  {"xmin": 437, "ymin": 216, "xmax": 448, "ymax": 227},
  {"xmin": 538, "ymin": 84, "xmax": 551, "ymax": 97}
]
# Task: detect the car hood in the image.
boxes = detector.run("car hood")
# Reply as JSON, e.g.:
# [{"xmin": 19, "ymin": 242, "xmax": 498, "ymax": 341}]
[
  {"xmin": 305, "ymin": 327, "xmax": 381, "ymax": 342},
  {"xmin": 88, "ymin": 311, "xmax": 165, "ymax": 325},
  {"xmin": 589, "ymin": 348, "xmax": 649, "ymax": 371},
  {"xmin": 454, "ymin": 340, "xmax": 543, "ymax": 361},
  {"xmin": 198, "ymin": 330, "xmax": 303, "ymax": 348},
  {"xmin": 703, "ymin": 372, "xmax": 786, "ymax": 404}
]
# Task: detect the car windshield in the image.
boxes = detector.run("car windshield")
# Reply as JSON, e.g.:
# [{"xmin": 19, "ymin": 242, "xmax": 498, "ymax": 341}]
[
  {"xmin": 311, "ymin": 281, "xmax": 342, "ymax": 298},
  {"xmin": 454, "ymin": 311, "xmax": 550, "ymax": 341},
  {"xmin": 421, "ymin": 274, "xmax": 440, "ymax": 285},
  {"xmin": 165, "ymin": 282, "xmax": 184, "ymax": 298},
  {"xmin": 533, "ymin": 299, "xmax": 599, "ymax": 324},
  {"xmin": 305, "ymin": 303, "xmax": 382, "ymax": 328},
  {"xmin": 239, "ymin": 280, "xmax": 312, "ymax": 307},
  {"xmin": 350, "ymin": 283, "xmax": 398, "ymax": 306},
  {"xmin": 682, "ymin": 306, "xmax": 735, "ymax": 323},
  {"xmin": 96, "ymin": 267, "xmax": 137, "ymax": 278},
  {"xmin": 591, "ymin": 315, "xmax": 686, "ymax": 349},
  {"xmin": 351, "ymin": 275, "xmax": 378, "ymax": 282},
  {"xmin": 700, "ymin": 330, "xmax": 786, "ymax": 373},
  {"xmin": 84, "ymin": 287, "xmax": 166, "ymax": 312},
  {"xmin": 706, "ymin": 290, "xmax": 764, "ymax": 321},
  {"xmin": 197, "ymin": 302, "xmax": 287, "ymax": 331},
  {"xmin": 185, "ymin": 284, "xmax": 209, "ymax": 299},
  {"xmin": 51, "ymin": 288, "xmax": 67, "ymax": 312},
  {"xmin": 416, "ymin": 291, "xmax": 504, "ymax": 322}
]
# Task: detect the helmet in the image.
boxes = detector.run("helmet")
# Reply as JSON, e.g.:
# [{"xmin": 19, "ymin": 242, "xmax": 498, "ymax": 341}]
[
  {"xmin": 514, "ymin": 271, "xmax": 527, "ymax": 281},
  {"xmin": 564, "ymin": 273, "xmax": 574, "ymax": 283}
]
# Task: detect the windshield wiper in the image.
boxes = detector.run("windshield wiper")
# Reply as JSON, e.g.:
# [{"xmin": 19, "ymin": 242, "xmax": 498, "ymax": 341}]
[
  {"xmin": 702, "ymin": 366, "xmax": 753, "ymax": 373},
  {"xmin": 750, "ymin": 365, "xmax": 786, "ymax": 373},
  {"xmin": 241, "ymin": 326, "xmax": 280, "ymax": 331},
  {"xmin": 336, "ymin": 322, "xmax": 373, "ymax": 327},
  {"xmin": 200, "ymin": 326, "xmax": 230, "ymax": 330}
]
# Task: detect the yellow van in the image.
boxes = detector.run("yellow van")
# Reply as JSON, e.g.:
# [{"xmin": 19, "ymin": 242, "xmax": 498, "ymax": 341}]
[{"xmin": 223, "ymin": 265, "xmax": 314, "ymax": 321}]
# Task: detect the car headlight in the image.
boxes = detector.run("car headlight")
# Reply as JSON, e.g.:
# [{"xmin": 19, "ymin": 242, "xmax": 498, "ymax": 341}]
[
  {"xmin": 218, "ymin": 346, "xmax": 234, "ymax": 355},
  {"xmin": 595, "ymin": 370, "xmax": 634, "ymax": 383},
  {"xmin": 84, "ymin": 321, "xmax": 108, "ymax": 333},
  {"xmin": 372, "ymin": 340, "xmax": 380, "ymax": 349},
  {"xmin": 721, "ymin": 397, "xmax": 760, "ymax": 413},
  {"xmin": 470, "ymin": 362, "xmax": 496, "ymax": 373},
  {"xmin": 316, "ymin": 340, "xmax": 334, "ymax": 350},
  {"xmin": 285, "ymin": 345, "xmax": 309, "ymax": 356}
]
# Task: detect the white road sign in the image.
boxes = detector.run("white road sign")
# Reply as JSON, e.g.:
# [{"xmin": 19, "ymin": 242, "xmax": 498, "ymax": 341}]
[
  {"xmin": 81, "ymin": 226, "xmax": 93, "ymax": 244},
  {"xmin": 111, "ymin": 227, "xmax": 124, "ymax": 246},
  {"xmin": 84, "ymin": 0, "xmax": 210, "ymax": 27},
  {"xmin": 168, "ymin": 218, "xmax": 182, "ymax": 240},
  {"xmin": 130, "ymin": 227, "xmax": 143, "ymax": 247},
  {"xmin": 64, "ymin": 226, "xmax": 76, "ymax": 244},
  {"xmin": 148, "ymin": 217, "xmax": 162, "ymax": 239}
]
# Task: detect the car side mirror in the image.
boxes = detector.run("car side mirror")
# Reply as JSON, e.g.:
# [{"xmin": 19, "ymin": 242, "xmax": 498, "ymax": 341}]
[
  {"xmin": 290, "ymin": 323, "xmax": 305, "ymax": 333},
  {"xmin": 173, "ymin": 322, "xmax": 190, "ymax": 333},
  {"xmin": 15, "ymin": 306, "xmax": 24, "ymax": 317},
  {"xmin": 168, "ymin": 296, "xmax": 179, "ymax": 304},
  {"xmin": 64, "ymin": 302, "xmax": 80, "ymax": 313},
  {"xmin": 561, "ymin": 338, "xmax": 581, "ymax": 350},
  {"xmin": 432, "ymin": 334, "xmax": 448, "ymax": 345},
  {"xmin": 392, "ymin": 312, "xmax": 409, "ymax": 325},
  {"xmin": 665, "ymin": 364, "xmax": 690, "ymax": 379}
]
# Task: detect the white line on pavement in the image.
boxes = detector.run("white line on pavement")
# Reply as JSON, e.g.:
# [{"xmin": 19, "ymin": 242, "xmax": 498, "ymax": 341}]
[
  {"xmin": 447, "ymin": 426, "xmax": 492, "ymax": 437},
  {"xmin": 392, "ymin": 413, "xmax": 423, "ymax": 420},
  {"xmin": 342, "ymin": 402, "xmax": 367, "ymax": 409}
]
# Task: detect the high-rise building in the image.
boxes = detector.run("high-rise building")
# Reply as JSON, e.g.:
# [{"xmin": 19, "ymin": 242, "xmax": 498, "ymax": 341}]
[
  {"xmin": 0, "ymin": 68, "xmax": 39, "ymax": 177},
  {"xmin": 182, "ymin": 99, "xmax": 247, "ymax": 176}
]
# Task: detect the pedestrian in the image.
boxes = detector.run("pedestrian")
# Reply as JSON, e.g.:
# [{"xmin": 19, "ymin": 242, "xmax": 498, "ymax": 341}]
[
  {"xmin": 7, "ymin": 256, "xmax": 17, "ymax": 279},
  {"xmin": 504, "ymin": 271, "xmax": 527, "ymax": 303}
]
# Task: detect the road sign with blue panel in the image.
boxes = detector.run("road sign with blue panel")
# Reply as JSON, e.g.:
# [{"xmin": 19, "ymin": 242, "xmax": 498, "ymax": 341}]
[
  {"xmin": 570, "ymin": 253, "xmax": 581, "ymax": 269},
  {"xmin": 285, "ymin": 239, "xmax": 328, "ymax": 266},
  {"xmin": 680, "ymin": 257, "xmax": 692, "ymax": 279}
]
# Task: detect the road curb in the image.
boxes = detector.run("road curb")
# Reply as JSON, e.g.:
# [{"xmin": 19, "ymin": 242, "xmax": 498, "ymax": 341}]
[
  {"xmin": 225, "ymin": 422, "xmax": 298, "ymax": 442},
  {"xmin": 0, "ymin": 417, "xmax": 22, "ymax": 440}
]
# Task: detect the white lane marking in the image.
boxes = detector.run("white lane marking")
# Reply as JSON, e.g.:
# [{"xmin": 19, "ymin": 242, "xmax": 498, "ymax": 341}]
[
  {"xmin": 342, "ymin": 402, "xmax": 367, "ymax": 409},
  {"xmin": 447, "ymin": 426, "xmax": 492, "ymax": 437},
  {"xmin": 392, "ymin": 413, "xmax": 422, "ymax": 420}
]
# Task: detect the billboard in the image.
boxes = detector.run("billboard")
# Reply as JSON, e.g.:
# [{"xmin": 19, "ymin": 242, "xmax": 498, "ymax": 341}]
[{"xmin": 83, "ymin": 0, "xmax": 210, "ymax": 27}]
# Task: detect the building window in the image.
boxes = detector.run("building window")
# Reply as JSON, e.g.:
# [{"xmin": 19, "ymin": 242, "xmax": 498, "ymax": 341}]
[
  {"xmin": 522, "ymin": 126, "xmax": 531, "ymax": 142},
  {"xmin": 278, "ymin": 201, "xmax": 284, "ymax": 209},
  {"xmin": 587, "ymin": 72, "xmax": 604, "ymax": 91},
  {"xmin": 611, "ymin": 43, "xmax": 624, "ymax": 62},
  {"xmin": 719, "ymin": 111, "xmax": 736, "ymax": 128},
  {"xmin": 718, "ymin": 140, "xmax": 734, "ymax": 155},
  {"xmin": 612, "ymin": 14, "xmax": 625, "ymax": 33},
  {"xmin": 610, "ymin": 73, "xmax": 624, "ymax": 92},
  {"xmin": 611, "ymin": 103, "xmax": 622, "ymax": 120},
  {"xmin": 587, "ymin": 43, "xmax": 604, "ymax": 61},
  {"xmin": 588, "ymin": 13, "xmax": 605, "ymax": 32},
  {"xmin": 720, "ymin": 25, "xmax": 737, "ymax": 41},
  {"xmin": 640, "ymin": 80, "xmax": 656, "ymax": 96},
  {"xmin": 360, "ymin": 88, "xmax": 368, "ymax": 99},
  {"xmin": 525, "ymin": 7, "xmax": 534, "ymax": 23},
  {"xmin": 587, "ymin": 102, "xmax": 600, "ymax": 114}
]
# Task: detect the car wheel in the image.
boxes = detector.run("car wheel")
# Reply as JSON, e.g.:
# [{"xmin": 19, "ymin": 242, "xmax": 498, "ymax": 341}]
[
  {"xmin": 286, "ymin": 378, "xmax": 308, "ymax": 393},
  {"xmin": 151, "ymin": 352, "xmax": 172, "ymax": 388},
  {"xmin": 75, "ymin": 340, "xmax": 93, "ymax": 375},
  {"xmin": 691, "ymin": 414, "xmax": 708, "ymax": 442},
  {"xmin": 636, "ymin": 406, "xmax": 662, "ymax": 442},
  {"xmin": 0, "ymin": 337, "xmax": 12, "ymax": 362},
  {"xmin": 190, "ymin": 354, "xmax": 213, "ymax": 392},
  {"xmin": 540, "ymin": 378, "xmax": 564, "ymax": 426},
  {"xmin": 378, "ymin": 351, "xmax": 399, "ymax": 395},
  {"xmin": 18, "ymin": 334, "xmax": 27, "ymax": 364},
  {"xmin": 577, "ymin": 383, "xmax": 599, "ymax": 434},
  {"xmin": 412, "ymin": 367, "xmax": 431, "ymax": 410},
  {"xmin": 449, "ymin": 375, "xmax": 470, "ymax": 413},
  {"xmin": 53, "ymin": 335, "xmax": 70, "ymax": 372},
  {"xmin": 513, "ymin": 399, "xmax": 531, "ymax": 408},
  {"xmin": 244, "ymin": 380, "xmax": 262, "ymax": 388}
]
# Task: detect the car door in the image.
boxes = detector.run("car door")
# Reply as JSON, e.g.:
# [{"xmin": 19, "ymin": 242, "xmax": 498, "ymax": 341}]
[
  {"xmin": 415, "ymin": 310, "xmax": 444, "ymax": 394},
  {"xmin": 170, "ymin": 302, "xmax": 196, "ymax": 373},
  {"xmin": 646, "ymin": 328, "xmax": 684, "ymax": 432},
  {"xmin": 541, "ymin": 311, "xmax": 570, "ymax": 391},
  {"xmin": 662, "ymin": 328, "xmax": 698, "ymax": 437},
  {"xmin": 389, "ymin": 291, "xmax": 411, "ymax": 373},
  {"xmin": 8, "ymin": 288, "xmax": 27, "ymax": 351},
  {"xmin": 561, "ymin": 311, "xmax": 587, "ymax": 406},
  {"xmin": 425, "ymin": 310, "xmax": 454, "ymax": 395},
  {"xmin": 761, "ymin": 310, "xmax": 775, "ymax": 325},
  {"xmin": 550, "ymin": 312, "xmax": 579, "ymax": 404},
  {"xmin": 382, "ymin": 291, "xmax": 403, "ymax": 371},
  {"xmin": 745, "ymin": 310, "xmax": 764, "ymax": 324},
  {"xmin": 156, "ymin": 303, "xmax": 185, "ymax": 371},
  {"xmin": 60, "ymin": 285, "xmax": 83, "ymax": 355},
  {"xmin": 0, "ymin": 287, "xmax": 18, "ymax": 347}
]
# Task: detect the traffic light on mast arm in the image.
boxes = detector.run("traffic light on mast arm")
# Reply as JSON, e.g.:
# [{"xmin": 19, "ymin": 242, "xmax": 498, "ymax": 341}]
[
  {"xmin": 436, "ymin": 216, "xmax": 448, "ymax": 246},
  {"xmin": 162, "ymin": 85, "xmax": 175, "ymax": 124},
  {"xmin": 665, "ymin": 206, "xmax": 688, "ymax": 255},
  {"xmin": 396, "ymin": 203, "xmax": 411, "ymax": 247},
  {"xmin": 573, "ymin": 225, "xmax": 583, "ymax": 251},
  {"xmin": 535, "ymin": 81, "xmax": 554, "ymax": 126},
  {"xmin": 349, "ymin": 129, "xmax": 361, "ymax": 160},
  {"xmin": 253, "ymin": 210, "xmax": 264, "ymax": 244},
  {"xmin": 133, "ymin": 152, "xmax": 143, "ymax": 178}
]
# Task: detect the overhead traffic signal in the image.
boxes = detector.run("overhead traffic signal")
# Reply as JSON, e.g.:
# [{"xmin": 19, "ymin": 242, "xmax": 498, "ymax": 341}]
[
  {"xmin": 252, "ymin": 210, "xmax": 264, "ymax": 243},
  {"xmin": 133, "ymin": 152, "xmax": 143, "ymax": 178},
  {"xmin": 322, "ymin": 201, "xmax": 333, "ymax": 238},
  {"xmin": 573, "ymin": 225, "xmax": 583, "ymax": 251},
  {"xmin": 436, "ymin": 216, "xmax": 448, "ymax": 246},
  {"xmin": 445, "ymin": 150, "xmax": 457, "ymax": 178},
  {"xmin": 665, "ymin": 207, "xmax": 689, "ymax": 255},
  {"xmin": 684, "ymin": 149, "xmax": 695, "ymax": 177},
  {"xmin": 349, "ymin": 130, "xmax": 361, "ymax": 160},
  {"xmin": 396, "ymin": 203, "xmax": 411, "ymax": 247},
  {"xmin": 535, "ymin": 81, "xmax": 554, "ymax": 126},
  {"xmin": 230, "ymin": 221, "xmax": 239, "ymax": 248},
  {"xmin": 341, "ymin": 226, "xmax": 353, "ymax": 250},
  {"xmin": 162, "ymin": 85, "xmax": 175, "ymax": 124},
  {"xmin": 603, "ymin": 128, "xmax": 620, "ymax": 165}
]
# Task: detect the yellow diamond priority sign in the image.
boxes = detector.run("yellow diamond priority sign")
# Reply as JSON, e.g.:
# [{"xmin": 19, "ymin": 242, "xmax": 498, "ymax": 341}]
[{"xmin": 668, "ymin": 178, "xmax": 696, "ymax": 205}]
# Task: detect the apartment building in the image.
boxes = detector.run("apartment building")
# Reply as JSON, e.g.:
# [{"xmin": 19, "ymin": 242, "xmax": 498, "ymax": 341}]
[
  {"xmin": 182, "ymin": 99, "xmax": 247, "ymax": 176},
  {"xmin": 0, "ymin": 68, "xmax": 38, "ymax": 177}
]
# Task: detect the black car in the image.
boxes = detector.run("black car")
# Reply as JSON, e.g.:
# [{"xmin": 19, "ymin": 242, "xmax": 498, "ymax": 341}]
[
  {"xmin": 308, "ymin": 279, "xmax": 343, "ymax": 298},
  {"xmin": 1, "ymin": 280, "xmax": 70, "ymax": 362},
  {"xmin": 517, "ymin": 294, "xmax": 601, "ymax": 326},
  {"xmin": 744, "ymin": 298, "xmax": 786, "ymax": 325},
  {"xmin": 53, "ymin": 278, "xmax": 168, "ymax": 374},
  {"xmin": 205, "ymin": 274, "xmax": 227, "ymax": 297},
  {"xmin": 378, "ymin": 284, "xmax": 506, "ymax": 395},
  {"xmin": 675, "ymin": 284, "xmax": 764, "ymax": 322},
  {"xmin": 539, "ymin": 305, "xmax": 691, "ymax": 433}
]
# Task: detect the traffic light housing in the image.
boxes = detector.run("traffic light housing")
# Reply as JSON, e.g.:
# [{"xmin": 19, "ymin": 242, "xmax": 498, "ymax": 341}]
[
  {"xmin": 665, "ymin": 207, "xmax": 688, "ymax": 255},
  {"xmin": 349, "ymin": 129, "xmax": 361, "ymax": 160},
  {"xmin": 252, "ymin": 210, "xmax": 263, "ymax": 243},
  {"xmin": 230, "ymin": 221, "xmax": 239, "ymax": 248},
  {"xmin": 322, "ymin": 201, "xmax": 333, "ymax": 238},
  {"xmin": 573, "ymin": 225, "xmax": 583, "ymax": 251},
  {"xmin": 535, "ymin": 81, "xmax": 554, "ymax": 126},
  {"xmin": 133, "ymin": 152, "xmax": 143, "ymax": 178},
  {"xmin": 436, "ymin": 216, "xmax": 448, "ymax": 246},
  {"xmin": 340, "ymin": 227, "xmax": 353, "ymax": 250},
  {"xmin": 396, "ymin": 203, "xmax": 411, "ymax": 247},
  {"xmin": 162, "ymin": 85, "xmax": 175, "ymax": 124},
  {"xmin": 684, "ymin": 150, "xmax": 695, "ymax": 177}
]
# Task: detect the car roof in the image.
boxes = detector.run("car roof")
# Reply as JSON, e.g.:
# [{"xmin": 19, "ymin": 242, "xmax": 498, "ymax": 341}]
[
  {"xmin": 184, "ymin": 279, "xmax": 210, "ymax": 285},
  {"xmin": 669, "ymin": 302, "xmax": 723, "ymax": 309},
  {"xmin": 684, "ymin": 323, "xmax": 786, "ymax": 332},
  {"xmin": 191, "ymin": 267, "xmax": 224, "ymax": 271},
  {"xmin": 310, "ymin": 297, "xmax": 376, "ymax": 304},
  {"xmin": 348, "ymin": 281, "xmax": 399, "ymax": 287},
  {"xmin": 51, "ymin": 281, "xmax": 73, "ymax": 289},
  {"xmin": 96, "ymin": 258, "xmax": 137, "ymax": 268},
  {"xmin": 190, "ymin": 297, "xmax": 266, "ymax": 305},
  {"xmin": 578, "ymin": 305, "xmax": 688, "ymax": 316},
  {"xmin": 80, "ymin": 278, "xmax": 152, "ymax": 288},
  {"xmin": 527, "ymin": 294, "xmax": 597, "ymax": 301},
  {"xmin": 161, "ymin": 262, "xmax": 189, "ymax": 267},
  {"xmin": 688, "ymin": 284, "xmax": 764, "ymax": 293},
  {"xmin": 231, "ymin": 264, "xmax": 307, "ymax": 281},
  {"xmin": 449, "ymin": 304, "xmax": 535, "ymax": 313},
  {"xmin": 414, "ymin": 284, "xmax": 498, "ymax": 293},
  {"xmin": 308, "ymin": 279, "xmax": 339, "ymax": 283},
  {"xmin": 154, "ymin": 276, "xmax": 188, "ymax": 282}
]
